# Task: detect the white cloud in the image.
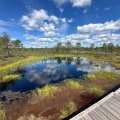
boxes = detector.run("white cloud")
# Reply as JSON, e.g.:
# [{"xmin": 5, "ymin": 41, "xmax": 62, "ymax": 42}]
[
  {"xmin": 24, "ymin": 17, "xmax": 120, "ymax": 48},
  {"xmin": 68, "ymin": 19, "xmax": 73, "ymax": 23},
  {"xmin": 45, "ymin": 31, "xmax": 58, "ymax": 37},
  {"xmin": 71, "ymin": 0, "xmax": 91, "ymax": 7},
  {"xmin": 21, "ymin": 9, "xmax": 72, "ymax": 37},
  {"xmin": 53, "ymin": 0, "xmax": 92, "ymax": 8},
  {"xmin": 24, "ymin": 34, "xmax": 53, "ymax": 42},
  {"xmin": 49, "ymin": 15, "xmax": 59, "ymax": 24},
  {"xmin": 40, "ymin": 23, "xmax": 56, "ymax": 32},
  {"xmin": 77, "ymin": 19, "xmax": 120, "ymax": 34}
]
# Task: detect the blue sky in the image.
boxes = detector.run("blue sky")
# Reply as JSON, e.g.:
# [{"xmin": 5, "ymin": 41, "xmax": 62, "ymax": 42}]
[{"xmin": 0, "ymin": 0, "xmax": 120, "ymax": 48}]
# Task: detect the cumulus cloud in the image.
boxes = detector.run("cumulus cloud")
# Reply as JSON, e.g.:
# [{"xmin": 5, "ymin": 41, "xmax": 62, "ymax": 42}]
[
  {"xmin": 77, "ymin": 19, "xmax": 120, "ymax": 34},
  {"xmin": 24, "ymin": 17, "xmax": 120, "ymax": 48},
  {"xmin": 45, "ymin": 31, "xmax": 58, "ymax": 37},
  {"xmin": 21, "ymin": 9, "xmax": 72, "ymax": 37}
]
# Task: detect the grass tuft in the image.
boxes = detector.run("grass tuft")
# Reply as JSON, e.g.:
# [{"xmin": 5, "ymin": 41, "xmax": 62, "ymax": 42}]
[
  {"xmin": 87, "ymin": 84, "xmax": 105, "ymax": 96},
  {"xmin": 95, "ymin": 71, "xmax": 119, "ymax": 81},
  {"xmin": 87, "ymin": 71, "xmax": 119, "ymax": 81},
  {"xmin": 60, "ymin": 101, "xmax": 77, "ymax": 119},
  {"xmin": 65, "ymin": 80, "xmax": 81, "ymax": 88},
  {"xmin": 37, "ymin": 85, "xmax": 59, "ymax": 97},
  {"xmin": 86, "ymin": 74, "xmax": 96, "ymax": 80}
]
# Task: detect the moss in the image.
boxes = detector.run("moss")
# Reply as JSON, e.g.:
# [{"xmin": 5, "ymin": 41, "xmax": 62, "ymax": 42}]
[
  {"xmin": 2, "ymin": 74, "xmax": 20, "ymax": 83},
  {"xmin": 60, "ymin": 101, "xmax": 77, "ymax": 119},
  {"xmin": 87, "ymin": 84, "xmax": 105, "ymax": 96},
  {"xmin": 37, "ymin": 85, "xmax": 59, "ymax": 97},
  {"xmin": 65, "ymin": 80, "xmax": 81, "ymax": 88}
]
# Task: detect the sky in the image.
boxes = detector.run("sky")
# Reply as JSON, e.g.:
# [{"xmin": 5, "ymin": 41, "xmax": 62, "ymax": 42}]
[{"xmin": 0, "ymin": 0, "xmax": 120, "ymax": 48}]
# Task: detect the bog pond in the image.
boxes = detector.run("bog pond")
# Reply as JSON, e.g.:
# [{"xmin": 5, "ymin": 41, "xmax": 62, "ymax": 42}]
[{"xmin": 0, "ymin": 57, "xmax": 119, "ymax": 92}]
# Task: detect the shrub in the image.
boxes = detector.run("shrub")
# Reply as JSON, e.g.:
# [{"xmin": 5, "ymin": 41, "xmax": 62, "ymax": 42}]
[
  {"xmin": 2, "ymin": 74, "xmax": 20, "ymax": 82},
  {"xmin": 60, "ymin": 101, "xmax": 77, "ymax": 119},
  {"xmin": 37, "ymin": 85, "xmax": 59, "ymax": 97},
  {"xmin": 87, "ymin": 84, "xmax": 105, "ymax": 96},
  {"xmin": 65, "ymin": 80, "xmax": 81, "ymax": 88}
]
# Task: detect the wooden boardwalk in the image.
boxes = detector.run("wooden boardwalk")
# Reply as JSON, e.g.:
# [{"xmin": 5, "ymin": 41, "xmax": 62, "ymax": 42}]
[{"xmin": 70, "ymin": 88, "xmax": 120, "ymax": 120}]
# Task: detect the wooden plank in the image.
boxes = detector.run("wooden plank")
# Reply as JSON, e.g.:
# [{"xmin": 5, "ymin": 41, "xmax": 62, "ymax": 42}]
[
  {"xmin": 102, "ymin": 103, "xmax": 120, "ymax": 119},
  {"xmin": 94, "ymin": 108, "xmax": 110, "ymax": 120},
  {"xmin": 105, "ymin": 100, "xmax": 120, "ymax": 114},
  {"xmin": 110, "ymin": 97, "xmax": 120, "ymax": 107},
  {"xmin": 114, "ymin": 95, "xmax": 120, "ymax": 102},
  {"xmin": 97, "ymin": 106, "xmax": 118, "ymax": 120},
  {"xmin": 70, "ymin": 88, "xmax": 120, "ymax": 120},
  {"xmin": 108, "ymin": 99, "xmax": 120, "ymax": 109},
  {"xmin": 88, "ymin": 111, "xmax": 102, "ymax": 120},
  {"xmin": 83, "ymin": 114, "xmax": 93, "ymax": 120},
  {"xmin": 79, "ymin": 117, "xmax": 85, "ymax": 120}
]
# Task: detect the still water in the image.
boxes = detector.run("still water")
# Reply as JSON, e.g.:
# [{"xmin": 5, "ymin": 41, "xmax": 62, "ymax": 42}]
[{"xmin": 0, "ymin": 57, "xmax": 118, "ymax": 92}]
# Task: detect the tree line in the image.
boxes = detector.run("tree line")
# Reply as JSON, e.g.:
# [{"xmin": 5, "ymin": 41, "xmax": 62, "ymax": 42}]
[
  {"xmin": 0, "ymin": 32, "xmax": 120, "ymax": 59},
  {"xmin": 0, "ymin": 32, "xmax": 23, "ymax": 58}
]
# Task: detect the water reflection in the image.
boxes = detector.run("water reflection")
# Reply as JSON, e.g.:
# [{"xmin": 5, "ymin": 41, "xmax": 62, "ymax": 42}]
[{"xmin": 0, "ymin": 57, "xmax": 119, "ymax": 92}]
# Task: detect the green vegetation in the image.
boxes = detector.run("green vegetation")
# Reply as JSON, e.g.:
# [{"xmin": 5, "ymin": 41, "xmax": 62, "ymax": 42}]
[
  {"xmin": 37, "ymin": 85, "xmax": 59, "ymax": 97},
  {"xmin": 0, "ymin": 56, "xmax": 49, "ymax": 82},
  {"xmin": 65, "ymin": 80, "xmax": 81, "ymax": 88},
  {"xmin": 87, "ymin": 85, "xmax": 105, "ymax": 96},
  {"xmin": 95, "ymin": 71, "xmax": 119, "ymax": 80},
  {"xmin": 0, "ymin": 32, "xmax": 120, "ymax": 120},
  {"xmin": 60, "ymin": 101, "xmax": 77, "ymax": 119},
  {"xmin": 2, "ymin": 74, "xmax": 20, "ymax": 83},
  {"xmin": 113, "ymin": 63, "xmax": 120, "ymax": 70},
  {"xmin": 87, "ymin": 71, "xmax": 119, "ymax": 81},
  {"xmin": 86, "ymin": 74, "xmax": 96, "ymax": 81},
  {"xmin": 0, "ymin": 102, "xmax": 6, "ymax": 120}
]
